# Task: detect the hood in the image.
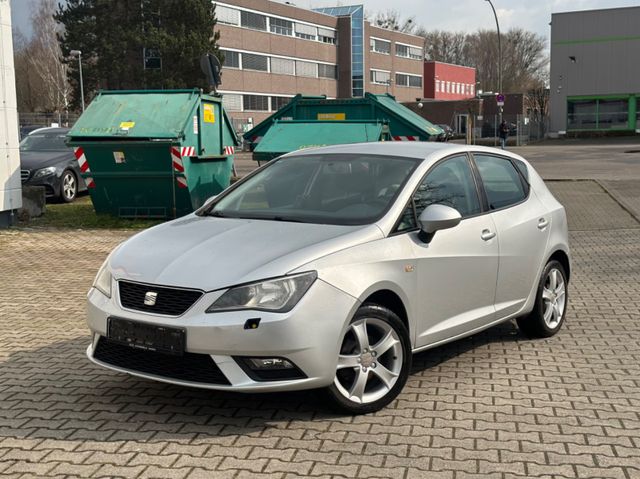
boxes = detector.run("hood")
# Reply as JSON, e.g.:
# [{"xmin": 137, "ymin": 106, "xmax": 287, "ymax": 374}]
[
  {"xmin": 110, "ymin": 214, "xmax": 383, "ymax": 291},
  {"xmin": 20, "ymin": 151, "xmax": 73, "ymax": 170}
]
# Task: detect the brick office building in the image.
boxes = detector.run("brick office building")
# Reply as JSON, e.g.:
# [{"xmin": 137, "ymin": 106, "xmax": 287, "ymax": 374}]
[
  {"xmin": 214, "ymin": 1, "xmax": 424, "ymax": 128},
  {"xmin": 423, "ymin": 61, "xmax": 476, "ymax": 101}
]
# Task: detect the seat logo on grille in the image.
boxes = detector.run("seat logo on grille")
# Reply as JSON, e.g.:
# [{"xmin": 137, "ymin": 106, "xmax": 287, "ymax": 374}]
[{"xmin": 144, "ymin": 291, "xmax": 158, "ymax": 306}]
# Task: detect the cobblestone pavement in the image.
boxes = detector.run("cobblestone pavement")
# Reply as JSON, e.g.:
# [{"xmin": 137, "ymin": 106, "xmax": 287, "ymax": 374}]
[{"xmin": 1, "ymin": 181, "xmax": 640, "ymax": 478}]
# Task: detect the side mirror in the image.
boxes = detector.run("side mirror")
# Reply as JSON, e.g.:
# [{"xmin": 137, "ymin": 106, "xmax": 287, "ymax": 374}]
[{"xmin": 418, "ymin": 204, "xmax": 461, "ymax": 242}]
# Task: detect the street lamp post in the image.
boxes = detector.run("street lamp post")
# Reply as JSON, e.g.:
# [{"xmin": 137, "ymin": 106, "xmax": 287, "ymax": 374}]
[
  {"xmin": 70, "ymin": 50, "xmax": 85, "ymax": 112},
  {"xmin": 484, "ymin": 0, "xmax": 502, "ymax": 123}
]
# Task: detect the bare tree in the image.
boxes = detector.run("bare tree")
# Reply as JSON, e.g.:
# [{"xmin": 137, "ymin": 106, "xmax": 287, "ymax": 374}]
[
  {"xmin": 369, "ymin": 10, "xmax": 417, "ymax": 34},
  {"xmin": 417, "ymin": 27, "xmax": 548, "ymax": 94},
  {"xmin": 418, "ymin": 30, "xmax": 471, "ymax": 66},
  {"xmin": 20, "ymin": 0, "xmax": 71, "ymax": 116},
  {"xmin": 13, "ymin": 30, "xmax": 44, "ymax": 113}
]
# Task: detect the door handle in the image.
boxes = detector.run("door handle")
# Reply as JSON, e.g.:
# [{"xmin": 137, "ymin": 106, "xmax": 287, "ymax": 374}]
[
  {"xmin": 481, "ymin": 229, "xmax": 496, "ymax": 241},
  {"xmin": 537, "ymin": 218, "xmax": 549, "ymax": 229}
]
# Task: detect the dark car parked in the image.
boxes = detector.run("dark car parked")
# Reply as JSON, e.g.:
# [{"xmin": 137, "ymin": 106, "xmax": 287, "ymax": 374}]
[
  {"xmin": 436, "ymin": 124, "xmax": 454, "ymax": 142},
  {"xmin": 20, "ymin": 127, "xmax": 87, "ymax": 203}
]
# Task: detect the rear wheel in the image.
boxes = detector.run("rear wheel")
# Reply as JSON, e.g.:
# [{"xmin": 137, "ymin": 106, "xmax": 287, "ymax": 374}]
[
  {"xmin": 60, "ymin": 170, "xmax": 77, "ymax": 203},
  {"xmin": 517, "ymin": 260, "xmax": 568, "ymax": 338},
  {"xmin": 326, "ymin": 304, "xmax": 411, "ymax": 414}
]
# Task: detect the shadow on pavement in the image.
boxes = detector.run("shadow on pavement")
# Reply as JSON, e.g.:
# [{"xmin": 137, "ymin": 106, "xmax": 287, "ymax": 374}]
[{"xmin": 0, "ymin": 321, "xmax": 525, "ymax": 442}]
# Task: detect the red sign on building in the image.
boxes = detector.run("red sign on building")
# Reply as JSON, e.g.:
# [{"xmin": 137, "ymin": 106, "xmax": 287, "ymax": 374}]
[{"xmin": 423, "ymin": 61, "xmax": 477, "ymax": 100}]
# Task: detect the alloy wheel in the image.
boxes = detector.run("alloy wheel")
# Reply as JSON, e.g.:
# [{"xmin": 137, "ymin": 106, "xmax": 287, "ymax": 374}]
[
  {"xmin": 542, "ymin": 268, "xmax": 566, "ymax": 329},
  {"xmin": 334, "ymin": 317, "xmax": 403, "ymax": 404},
  {"xmin": 62, "ymin": 172, "xmax": 76, "ymax": 201}
]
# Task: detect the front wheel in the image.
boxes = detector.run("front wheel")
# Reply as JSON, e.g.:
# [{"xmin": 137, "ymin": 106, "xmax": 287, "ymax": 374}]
[
  {"xmin": 326, "ymin": 304, "xmax": 411, "ymax": 414},
  {"xmin": 517, "ymin": 260, "xmax": 568, "ymax": 338},
  {"xmin": 59, "ymin": 170, "xmax": 77, "ymax": 203}
]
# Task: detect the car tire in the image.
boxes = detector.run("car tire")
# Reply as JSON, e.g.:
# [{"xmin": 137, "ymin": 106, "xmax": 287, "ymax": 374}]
[
  {"xmin": 60, "ymin": 170, "xmax": 77, "ymax": 203},
  {"xmin": 325, "ymin": 303, "xmax": 411, "ymax": 414},
  {"xmin": 517, "ymin": 260, "xmax": 568, "ymax": 338}
]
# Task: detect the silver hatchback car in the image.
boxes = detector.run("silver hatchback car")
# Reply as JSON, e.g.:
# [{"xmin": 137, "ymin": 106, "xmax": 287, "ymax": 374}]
[{"xmin": 87, "ymin": 143, "xmax": 570, "ymax": 414}]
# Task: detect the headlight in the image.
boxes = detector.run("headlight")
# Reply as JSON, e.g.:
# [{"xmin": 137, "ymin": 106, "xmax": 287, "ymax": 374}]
[
  {"xmin": 93, "ymin": 260, "xmax": 113, "ymax": 298},
  {"xmin": 206, "ymin": 271, "xmax": 317, "ymax": 313},
  {"xmin": 33, "ymin": 166, "xmax": 57, "ymax": 178}
]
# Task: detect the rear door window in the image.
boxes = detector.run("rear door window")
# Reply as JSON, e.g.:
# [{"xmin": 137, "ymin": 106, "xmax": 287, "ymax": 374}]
[{"xmin": 474, "ymin": 155, "xmax": 527, "ymax": 210}]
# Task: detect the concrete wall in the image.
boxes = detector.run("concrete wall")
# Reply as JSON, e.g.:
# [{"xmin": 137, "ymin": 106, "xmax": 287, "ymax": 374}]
[
  {"xmin": 0, "ymin": 0, "xmax": 21, "ymax": 226},
  {"xmin": 549, "ymin": 6, "xmax": 640, "ymax": 132}
]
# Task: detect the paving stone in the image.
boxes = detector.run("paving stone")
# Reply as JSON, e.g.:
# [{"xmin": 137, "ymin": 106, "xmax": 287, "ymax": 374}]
[{"xmin": 1, "ymin": 177, "xmax": 640, "ymax": 478}]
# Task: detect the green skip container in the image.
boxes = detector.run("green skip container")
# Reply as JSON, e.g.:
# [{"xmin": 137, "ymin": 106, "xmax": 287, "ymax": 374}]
[{"xmin": 67, "ymin": 89, "xmax": 239, "ymax": 218}]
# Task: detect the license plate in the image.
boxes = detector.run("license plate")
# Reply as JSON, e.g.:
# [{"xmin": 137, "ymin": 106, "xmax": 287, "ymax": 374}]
[{"xmin": 108, "ymin": 317, "xmax": 185, "ymax": 356}]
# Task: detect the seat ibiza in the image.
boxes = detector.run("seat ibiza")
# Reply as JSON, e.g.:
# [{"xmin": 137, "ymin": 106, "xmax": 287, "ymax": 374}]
[{"xmin": 87, "ymin": 143, "xmax": 570, "ymax": 414}]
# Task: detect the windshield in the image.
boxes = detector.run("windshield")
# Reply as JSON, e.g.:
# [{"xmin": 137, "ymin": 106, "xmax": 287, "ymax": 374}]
[
  {"xmin": 20, "ymin": 132, "xmax": 69, "ymax": 152},
  {"xmin": 204, "ymin": 153, "xmax": 419, "ymax": 225}
]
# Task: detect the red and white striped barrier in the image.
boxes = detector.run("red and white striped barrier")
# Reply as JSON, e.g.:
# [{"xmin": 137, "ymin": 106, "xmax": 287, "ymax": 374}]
[
  {"xmin": 393, "ymin": 136, "xmax": 420, "ymax": 141},
  {"xmin": 180, "ymin": 146, "xmax": 195, "ymax": 157},
  {"xmin": 73, "ymin": 147, "xmax": 95, "ymax": 188},
  {"xmin": 170, "ymin": 146, "xmax": 188, "ymax": 189},
  {"xmin": 223, "ymin": 146, "xmax": 235, "ymax": 155}
]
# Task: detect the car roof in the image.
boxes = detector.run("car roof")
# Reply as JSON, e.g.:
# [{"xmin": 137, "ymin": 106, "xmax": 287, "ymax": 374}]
[
  {"xmin": 27, "ymin": 127, "xmax": 71, "ymax": 135},
  {"xmin": 282, "ymin": 141, "xmax": 519, "ymax": 161}
]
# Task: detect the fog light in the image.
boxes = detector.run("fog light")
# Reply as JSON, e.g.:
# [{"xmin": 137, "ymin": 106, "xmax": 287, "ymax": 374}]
[
  {"xmin": 235, "ymin": 356, "xmax": 307, "ymax": 381},
  {"xmin": 247, "ymin": 358, "xmax": 294, "ymax": 369}
]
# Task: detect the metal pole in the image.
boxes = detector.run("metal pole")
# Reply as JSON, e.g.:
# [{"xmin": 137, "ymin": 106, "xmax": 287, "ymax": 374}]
[
  {"xmin": 485, "ymin": 0, "xmax": 502, "ymax": 124},
  {"xmin": 78, "ymin": 53, "xmax": 85, "ymax": 112}
]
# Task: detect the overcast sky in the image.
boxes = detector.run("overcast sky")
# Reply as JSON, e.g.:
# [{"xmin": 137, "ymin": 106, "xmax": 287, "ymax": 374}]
[{"xmin": 11, "ymin": 0, "xmax": 640, "ymax": 42}]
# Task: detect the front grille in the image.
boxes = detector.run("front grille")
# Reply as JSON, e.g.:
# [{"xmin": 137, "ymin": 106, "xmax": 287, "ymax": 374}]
[
  {"xmin": 118, "ymin": 280, "xmax": 203, "ymax": 316},
  {"xmin": 94, "ymin": 336, "xmax": 230, "ymax": 385},
  {"xmin": 21, "ymin": 170, "xmax": 30, "ymax": 182}
]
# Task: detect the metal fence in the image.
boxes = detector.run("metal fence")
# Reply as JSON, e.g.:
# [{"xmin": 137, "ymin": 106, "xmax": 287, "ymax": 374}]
[
  {"xmin": 18, "ymin": 112, "xmax": 80, "ymax": 129},
  {"xmin": 446, "ymin": 113, "xmax": 549, "ymax": 146}
]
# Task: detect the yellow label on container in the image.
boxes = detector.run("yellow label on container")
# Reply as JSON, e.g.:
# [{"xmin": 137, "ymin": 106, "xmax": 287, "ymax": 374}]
[
  {"xmin": 204, "ymin": 104, "xmax": 216, "ymax": 123},
  {"xmin": 317, "ymin": 113, "xmax": 346, "ymax": 121},
  {"xmin": 119, "ymin": 121, "xmax": 135, "ymax": 129}
]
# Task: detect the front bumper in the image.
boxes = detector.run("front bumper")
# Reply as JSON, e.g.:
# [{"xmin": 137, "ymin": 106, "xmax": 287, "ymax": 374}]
[
  {"xmin": 86, "ymin": 278, "xmax": 359, "ymax": 392},
  {"xmin": 24, "ymin": 174, "xmax": 60, "ymax": 197}
]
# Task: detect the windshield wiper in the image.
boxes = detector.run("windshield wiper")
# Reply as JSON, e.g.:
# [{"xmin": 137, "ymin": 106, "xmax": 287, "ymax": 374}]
[{"xmin": 205, "ymin": 210, "xmax": 225, "ymax": 218}]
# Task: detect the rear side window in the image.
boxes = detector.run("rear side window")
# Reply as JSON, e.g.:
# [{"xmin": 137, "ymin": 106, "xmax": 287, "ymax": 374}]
[{"xmin": 474, "ymin": 155, "xmax": 527, "ymax": 210}]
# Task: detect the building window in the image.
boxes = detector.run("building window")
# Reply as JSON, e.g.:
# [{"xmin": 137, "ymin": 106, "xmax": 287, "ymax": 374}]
[
  {"xmin": 370, "ymin": 38, "xmax": 390, "ymax": 54},
  {"xmin": 270, "ymin": 57, "xmax": 295, "ymax": 75},
  {"xmin": 220, "ymin": 50, "xmax": 240, "ymax": 69},
  {"xmin": 318, "ymin": 28, "xmax": 337, "ymax": 44},
  {"xmin": 217, "ymin": 5, "xmax": 240, "ymax": 26},
  {"xmin": 395, "ymin": 44, "xmax": 422, "ymax": 59},
  {"xmin": 567, "ymin": 98, "xmax": 629, "ymax": 130},
  {"xmin": 269, "ymin": 17, "xmax": 293, "ymax": 36},
  {"xmin": 598, "ymin": 99, "xmax": 628, "ymax": 129},
  {"xmin": 318, "ymin": 63, "xmax": 338, "ymax": 79},
  {"xmin": 271, "ymin": 96, "xmax": 291, "ymax": 111},
  {"xmin": 241, "ymin": 10, "xmax": 267, "ymax": 31},
  {"xmin": 296, "ymin": 60, "xmax": 317, "ymax": 77},
  {"xmin": 409, "ymin": 75, "xmax": 422, "ymax": 88},
  {"xmin": 295, "ymin": 23, "xmax": 317, "ymax": 40},
  {"xmin": 408, "ymin": 46, "xmax": 422, "ymax": 60},
  {"xmin": 567, "ymin": 100, "xmax": 597, "ymax": 129},
  {"xmin": 222, "ymin": 93, "xmax": 242, "ymax": 111},
  {"xmin": 435, "ymin": 80, "xmax": 440, "ymax": 93},
  {"xmin": 243, "ymin": 95, "xmax": 269, "ymax": 111},
  {"xmin": 396, "ymin": 73, "xmax": 422, "ymax": 88},
  {"xmin": 370, "ymin": 69, "xmax": 390, "ymax": 85},
  {"xmin": 242, "ymin": 53, "xmax": 268, "ymax": 72}
]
